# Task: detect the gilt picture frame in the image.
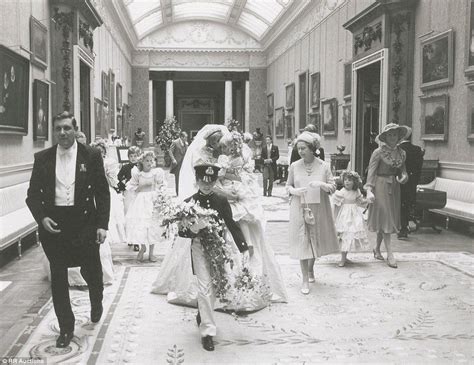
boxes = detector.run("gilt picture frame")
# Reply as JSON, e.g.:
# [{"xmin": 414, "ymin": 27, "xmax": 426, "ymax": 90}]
[
  {"xmin": 0, "ymin": 45, "xmax": 30, "ymax": 135},
  {"xmin": 322, "ymin": 98, "xmax": 338, "ymax": 136},
  {"xmin": 285, "ymin": 83, "xmax": 295, "ymax": 110},
  {"xmin": 421, "ymin": 29, "xmax": 454, "ymax": 91},
  {"xmin": 310, "ymin": 72, "xmax": 320, "ymax": 108},
  {"xmin": 33, "ymin": 79, "xmax": 49, "ymax": 141},
  {"xmin": 30, "ymin": 16, "xmax": 48, "ymax": 69},
  {"xmin": 421, "ymin": 94, "xmax": 449, "ymax": 141}
]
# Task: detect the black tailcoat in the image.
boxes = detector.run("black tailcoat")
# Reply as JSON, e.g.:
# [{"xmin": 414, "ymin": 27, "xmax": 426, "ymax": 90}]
[{"xmin": 25, "ymin": 142, "xmax": 110, "ymax": 333}]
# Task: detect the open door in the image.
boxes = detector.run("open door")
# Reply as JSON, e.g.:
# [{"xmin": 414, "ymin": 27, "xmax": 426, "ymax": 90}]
[{"xmin": 351, "ymin": 49, "xmax": 389, "ymax": 177}]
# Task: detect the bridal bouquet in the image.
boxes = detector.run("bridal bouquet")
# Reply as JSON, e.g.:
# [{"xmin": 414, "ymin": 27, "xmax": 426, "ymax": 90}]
[
  {"xmin": 224, "ymin": 266, "xmax": 271, "ymax": 310},
  {"xmin": 159, "ymin": 198, "xmax": 234, "ymax": 302}
]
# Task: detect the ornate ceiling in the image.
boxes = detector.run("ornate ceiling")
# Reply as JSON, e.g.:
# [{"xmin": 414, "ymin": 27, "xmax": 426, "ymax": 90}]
[{"xmin": 119, "ymin": 0, "xmax": 293, "ymax": 42}]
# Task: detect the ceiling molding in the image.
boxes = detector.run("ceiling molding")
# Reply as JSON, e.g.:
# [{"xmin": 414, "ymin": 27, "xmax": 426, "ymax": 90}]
[
  {"xmin": 227, "ymin": 0, "xmax": 247, "ymax": 24},
  {"xmin": 133, "ymin": 7, "xmax": 162, "ymax": 25},
  {"xmin": 160, "ymin": 0, "xmax": 172, "ymax": 24},
  {"xmin": 111, "ymin": 0, "xmax": 139, "ymax": 47}
]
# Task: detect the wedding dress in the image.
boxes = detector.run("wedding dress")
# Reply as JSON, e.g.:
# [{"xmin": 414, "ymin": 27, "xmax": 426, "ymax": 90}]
[{"xmin": 152, "ymin": 127, "xmax": 287, "ymax": 311}]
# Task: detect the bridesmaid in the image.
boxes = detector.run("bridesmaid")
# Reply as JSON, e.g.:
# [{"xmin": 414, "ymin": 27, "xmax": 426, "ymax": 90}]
[
  {"xmin": 286, "ymin": 132, "xmax": 339, "ymax": 294},
  {"xmin": 365, "ymin": 123, "xmax": 409, "ymax": 268}
]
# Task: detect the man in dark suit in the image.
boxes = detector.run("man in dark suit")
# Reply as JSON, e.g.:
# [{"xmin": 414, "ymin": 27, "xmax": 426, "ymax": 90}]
[
  {"xmin": 169, "ymin": 131, "xmax": 188, "ymax": 195},
  {"xmin": 398, "ymin": 129, "xmax": 424, "ymax": 239},
  {"xmin": 26, "ymin": 111, "xmax": 110, "ymax": 348},
  {"xmin": 260, "ymin": 136, "xmax": 279, "ymax": 197},
  {"xmin": 290, "ymin": 124, "xmax": 325, "ymax": 164}
]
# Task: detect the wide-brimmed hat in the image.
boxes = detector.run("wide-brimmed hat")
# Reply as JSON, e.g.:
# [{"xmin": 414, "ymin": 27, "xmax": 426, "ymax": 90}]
[{"xmin": 376, "ymin": 123, "xmax": 410, "ymax": 144}]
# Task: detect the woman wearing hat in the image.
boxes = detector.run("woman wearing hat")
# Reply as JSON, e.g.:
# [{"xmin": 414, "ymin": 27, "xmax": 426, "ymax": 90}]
[
  {"xmin": 365, "ymin": 123, "xmax": 409, "ymax": 268},
  {"xmin": 286, "ymin": 131, "xmax": 339, "ymax": 294}
]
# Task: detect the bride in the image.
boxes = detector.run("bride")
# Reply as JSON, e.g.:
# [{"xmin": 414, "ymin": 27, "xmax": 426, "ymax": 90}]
[{"xmin": 152, "ymin": 125, "xmax": 287, "ymax": 311}]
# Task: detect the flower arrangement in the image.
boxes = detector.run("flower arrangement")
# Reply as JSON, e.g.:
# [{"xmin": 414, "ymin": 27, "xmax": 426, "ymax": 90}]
[
  {"xmin": 155, "ymin": 116, "xmax": 181, "ymax": 153},
  {"xmin": 158, "ymin": 198, "xmax": 234, "ymax": 302},
  {"xmin": 225, "ymin": 118, "xmax": 241, "ymax": 132},
  {"xmin": 225, "ymin": 267, "xmax": 271, "ymax": 310}
]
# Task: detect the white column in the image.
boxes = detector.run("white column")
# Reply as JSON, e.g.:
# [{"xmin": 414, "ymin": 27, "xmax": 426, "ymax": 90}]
[
  {"xmin": 225, "ymin": 79, "xmax": 233, "ymax": 121},
  {"xmin": 166, "ymin": 79, "xmax": 174, "ymax": 119},
  {"xmin": 149, "ymin": 80, "xmax": 153, "ymax": 144},
  {"xmin": 244, "ymin": 80, "xmax": 250, "ymax": 132}
]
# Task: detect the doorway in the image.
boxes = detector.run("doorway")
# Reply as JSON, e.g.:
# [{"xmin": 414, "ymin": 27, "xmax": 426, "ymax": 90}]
[
  {"xmin": 351, "ymin": 49, "xmax": 389, "ymax": 177},
  {"xmin": 80, "ymin": 61, "xmax": 91, "ymax": 142},
  {"xmin": 356, "ymin": 61, "xmax": 380, "ymax": 177}
]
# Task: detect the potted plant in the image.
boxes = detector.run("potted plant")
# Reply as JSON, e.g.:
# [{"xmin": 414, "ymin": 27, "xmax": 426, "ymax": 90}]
[{"xmin": 155, "ymin": 116, "xmax": 181, "ymax": 167}]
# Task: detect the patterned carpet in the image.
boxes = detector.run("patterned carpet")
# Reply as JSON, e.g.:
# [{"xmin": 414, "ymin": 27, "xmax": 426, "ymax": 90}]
[{"xmin": 4, "ymin": 252, "xmax": 473, "ymax": 364}]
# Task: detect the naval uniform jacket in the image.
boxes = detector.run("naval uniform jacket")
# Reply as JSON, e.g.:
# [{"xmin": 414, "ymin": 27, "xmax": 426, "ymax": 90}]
[
  {"xmin": 26, "ymin": 143, "xmax": 110, "ymax": 246},
  {"xmin": 179, "ymin": 191, "xmax": 248, "ymax": 253}
]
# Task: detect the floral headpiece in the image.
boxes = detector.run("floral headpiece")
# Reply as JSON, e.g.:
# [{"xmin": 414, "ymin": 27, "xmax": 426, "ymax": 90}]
[{"xmin": 340, "ymin": 170, "xmax": 363, "ymax": 190}]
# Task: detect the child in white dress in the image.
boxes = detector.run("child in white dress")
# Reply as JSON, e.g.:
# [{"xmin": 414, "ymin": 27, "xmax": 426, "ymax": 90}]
[
  {"xmin": 126, "ymin": 151, "xmax": 167, "ymax": 262},
  {"xmin": 333, "ymin": 170, "xmax": 370, "ymax": 267}
]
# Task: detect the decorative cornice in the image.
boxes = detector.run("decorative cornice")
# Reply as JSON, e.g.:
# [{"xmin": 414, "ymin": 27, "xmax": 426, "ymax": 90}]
[
  {"xmin": 132, "ymin": 50, "xmax": 266, "ymax": 69},
  {"xmin": 265, "ymin": 0, "xmax": 346, "ymax": 65},
  {"xmin": 138, "ymin": 21, "xmax": 262, "ymax": 51}
]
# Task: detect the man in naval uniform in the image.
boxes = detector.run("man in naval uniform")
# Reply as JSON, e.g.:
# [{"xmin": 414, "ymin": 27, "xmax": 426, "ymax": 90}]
[
  {"xmin": 26, "ymin": 111, "xmax": 110, "ymax": 348},
  {"xmin": 179, "ymin": 163, "xmax": 249, "ymax": 351}
]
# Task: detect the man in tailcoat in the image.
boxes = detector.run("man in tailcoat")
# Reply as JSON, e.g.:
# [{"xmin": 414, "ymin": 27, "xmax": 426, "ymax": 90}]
[
  {"xmin": 26, "ymin": 111, "xmax": 110, "ymax": 348},
  {"xmin": 398, "ymin": 129, "xmax": 424, "ymax": 239},
  {"xmin": 260, "ymin": 136, "xmax": 279, "ymax": 197},
  {"xmin": 169, "ymin": 131, "xmax": 188, "ymax": 195}
]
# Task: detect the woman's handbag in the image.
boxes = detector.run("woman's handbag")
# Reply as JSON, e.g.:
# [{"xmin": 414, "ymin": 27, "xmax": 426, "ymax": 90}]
[{"xmin": 302, "ymin": 193, "xmax": 315, "ymax": 225}]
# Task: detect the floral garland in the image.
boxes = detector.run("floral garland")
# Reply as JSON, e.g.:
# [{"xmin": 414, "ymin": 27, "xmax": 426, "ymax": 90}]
[{"xmin": 157, "ymin": 197, "xmax": 234, "ymax": 302}]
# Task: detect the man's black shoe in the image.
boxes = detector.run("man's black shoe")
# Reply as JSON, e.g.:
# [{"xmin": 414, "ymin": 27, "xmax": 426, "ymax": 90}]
[
  {"xmin": 56, "ymin": 332, "xmax": 74, "ymax": 348},
  {"xmin": 196, "ymin": 312, "xmax": 201, "ymax": 326},
  {"xmin": 91, "ymin": 303, "xmax": 103, "ymax": 323},
  {"xmin": 201, "ymin": 336, "xmax": 214, "ymax": 351}
]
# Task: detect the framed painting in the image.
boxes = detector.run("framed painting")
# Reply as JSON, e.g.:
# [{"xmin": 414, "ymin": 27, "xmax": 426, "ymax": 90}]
[
  {"xmin": 116, "ymin": 83, "xmax": 122, "ymax": 111},
  {"xmin": 343, "ymin": 104, "xmax": 351, "ymax": 132},
  {"xmin": 101, "ymin": 71, "xmax": 109, "ymax": 105},
  {"xmin": 30, "ymin": 16, "xmax": 47, "ymax": 69},
  {"xmin": 343, "ymin": 63, "xmax": 352, "ymax": 99},
  {"xmin": 33, "ymin": 79, "xmax": 49, "ymax": 141},
  {"xmin": 466, "ymin": 0, "xmax": 474, "ymax": 76},
  {"xmin": 109, "ymin": 70, "xmax": 115, "ymax": 131},
  {"xmin": 421, "ymin": 29, "xmax": 454, "ymax": 91},
  {"xmin": 117, "ymin": 114, "xmax": 122, "ymax": 137},
  {"xmin": 322, "ymin": 98, "xmax": 338, "ymax": 136},
  {"xmin": 267, "ymin": 93, "xmax": 274, "ymax": 116},
  {"xmin": 94, "ymin": 98, "xmax": 103, "ymax": 138},
  {"xmin": 310, "ymin": 72, "xmax": 320, "ymax": 108},
  {"xmin": 468, "ymin": 86, "xmax": 474, "ymax": 141},
  {"xmin": 0, "ymin": 45, "xmax": 29, "ymax": 135},
  {"xmin": 285, "ymin": 114, "xmax": 294, "ymax": 141},
  {"xmin": 299, "ymin": 71, "xmax": 308, "ymax": 130},
  {"xmin": 308, "ymin": 113, "xmax": 321, "ymax": 134},
  {"xmin": 275, "ymin": 107, "xmax": 284, "ymax": 138},
  {"xmin": 421, "ymin": 94, "xmax": 449, "ymax": 141},
  {"xmin": 285, "ymin": 83, "xmax": 295, "ymax": 110}
]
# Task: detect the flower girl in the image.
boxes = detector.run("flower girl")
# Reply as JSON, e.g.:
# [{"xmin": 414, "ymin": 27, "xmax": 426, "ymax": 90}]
[
  {"xmin": 333, "ymin": 170, "xmax": 370, "ymax": 267},
  {"xmin": 126, "ymin": 151, "xmax": 167, "ymax": 262}
]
